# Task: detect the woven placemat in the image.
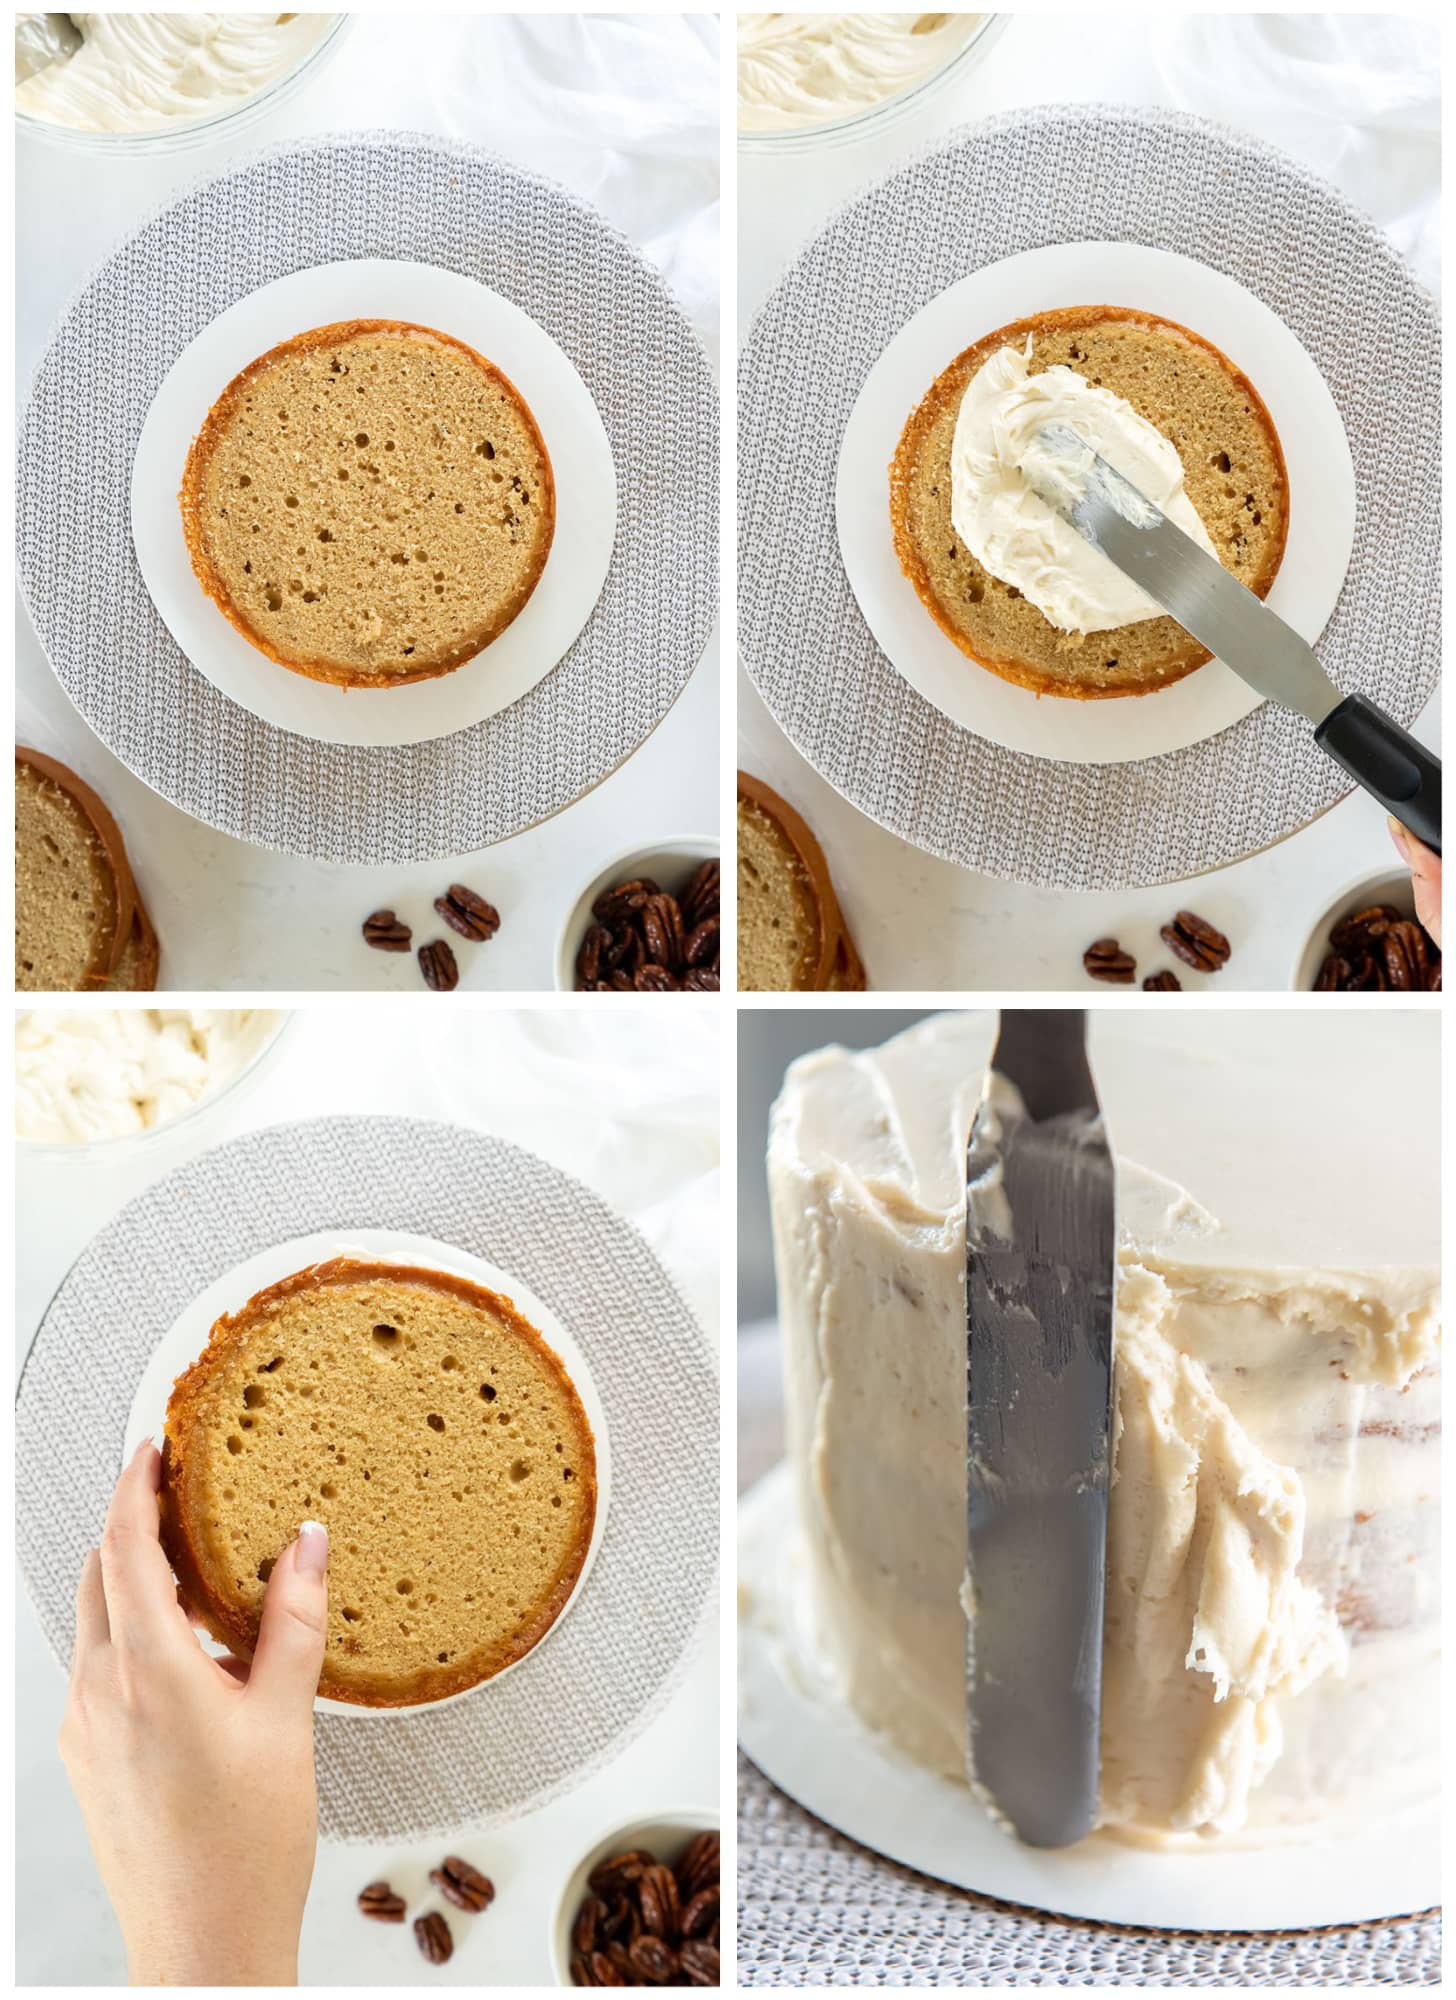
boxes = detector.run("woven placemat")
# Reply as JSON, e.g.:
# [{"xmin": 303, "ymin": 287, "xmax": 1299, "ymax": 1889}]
[
  {"xmin": 738, "ymin": 104, "xmax": 1440, "ymax": 890},
  {"xmin": 16, "ymin": 1116, "xmax": 717, "ymax": 1842},
  {"xmin": 18, "ymin": 131, "xmax": 717, "ymax": 863},
  {"xmin": 738, "ymin": 1757, "xmax": 1440, "ymax": 1986}
]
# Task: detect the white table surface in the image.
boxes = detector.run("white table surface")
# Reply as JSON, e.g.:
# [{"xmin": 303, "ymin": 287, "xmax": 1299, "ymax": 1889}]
[
  {"xmin": 737, "ymin": 12, "xmax": 1441, "ymax": 993},
  {"xmin": 15, "ymin": 1006, "xmax": 720, "ymax": 1986},
  {"xmin": 16, "ymin": 13, "xmax": 720, "ymax": 994}
]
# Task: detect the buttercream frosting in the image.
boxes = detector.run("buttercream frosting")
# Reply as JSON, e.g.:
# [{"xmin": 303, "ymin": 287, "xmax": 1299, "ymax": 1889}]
[
  {"xmin": 769, "ymin": 1010, "xmax": 1440, "ymax": 1845},
  {"xmin": 738, "ymin": 13, "xmax": 982, "ymax": 132},
  {"xmin": 17, "ymin": 1010, "xmax": 282, "ymax": 1143},
  {"xmin": 950, "ymin": 340, "xmax": 1218, "ymax": 634},
  {"xmin": 15, "ymin": 13, "xmax": 332, "ymax": 133}
]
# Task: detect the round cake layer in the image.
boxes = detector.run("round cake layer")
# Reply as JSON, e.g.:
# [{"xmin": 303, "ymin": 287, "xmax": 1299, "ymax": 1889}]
[
  {"xmin": 889, "ymin": 307, "xmax": 1289, "ymax": 698},
  {"xmin": 180, "ymin": 320, "xmax": 555, "ymax": 689},
  {"xmin": 769, "ymin": 1012, "xmax": 1440, "ymax": 1845},
  {"xmin": 160, "ymin": 1257, "xmax": 596, "ymax": 1706}
]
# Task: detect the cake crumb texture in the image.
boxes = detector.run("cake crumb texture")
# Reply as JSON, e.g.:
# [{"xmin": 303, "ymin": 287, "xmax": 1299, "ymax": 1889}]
[
  {"xmin": 737, "ymin": 794, "xmax": 823, "ymax": 991},
  {"xmin": 160, "ymin": 1258, "xmax": 596, "ymax": 1706},
  {"xmin": 180, "ymin": 320, "xmax": 555, "ymax": 689}
]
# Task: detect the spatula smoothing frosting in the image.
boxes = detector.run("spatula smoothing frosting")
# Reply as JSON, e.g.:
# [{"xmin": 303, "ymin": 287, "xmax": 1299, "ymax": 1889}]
[{"xmin": 769, "ymin": 1010, "xmax": 1439, "ymax": 1845}]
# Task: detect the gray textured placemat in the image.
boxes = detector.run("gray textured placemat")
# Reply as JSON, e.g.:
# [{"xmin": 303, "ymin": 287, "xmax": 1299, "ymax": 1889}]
[
  {"xmin": 738, "ymin": 1755, "xmax": 1440, "ymax": 1986},
  {"xmin": 18, "ymin": 131, "xmax": 718, "ymax": 863},
  {"xmin": 16, "ymin": 1116, "xmax": 718, "ymax": 1842},
  {"xmin": 738, "ymin": 104, "xmax": 1440, "ymax": 890}
]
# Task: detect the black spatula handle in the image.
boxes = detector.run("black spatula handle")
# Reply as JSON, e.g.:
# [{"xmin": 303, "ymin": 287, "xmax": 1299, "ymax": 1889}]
[{"xmin": 1314, "ymin": 694, "xmax": 1442, "ymax": 855}]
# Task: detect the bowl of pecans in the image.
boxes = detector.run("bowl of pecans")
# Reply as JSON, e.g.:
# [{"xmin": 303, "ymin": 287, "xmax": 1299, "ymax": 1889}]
[
  {"xmin": 1293, "ymin": 868, "xmax": 1441, "ymax": 993},
  {"xmin": 550, "ymin": 1811, "xmax": 720, "ymax": 1986},
  {"xmin": 556, "ymin": 838, "xmax": 721, "ymax": 993}
]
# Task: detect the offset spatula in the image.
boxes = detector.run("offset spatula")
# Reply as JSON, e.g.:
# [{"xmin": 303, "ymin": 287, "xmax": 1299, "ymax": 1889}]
[
  {"xmin": 1026, "ymin": 422, "xmax": 1442, "ymax": 855},
  {"xmin": 965, "ymin": 1009, "xmax": 1115, "ymax": 1848}
]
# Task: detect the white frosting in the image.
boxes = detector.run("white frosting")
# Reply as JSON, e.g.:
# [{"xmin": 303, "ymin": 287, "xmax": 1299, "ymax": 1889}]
[
  {"xmin": 16, "ymin": 1010, "xmax": 281, "ymax": 1143},
  {"xmin": 15, "ymin": 14, "xmax": 332, "ymax": 133},
  {"xmin": 738, "ymin": 12, "xmax": 982, "ymax": 132},
  {"xmin": 950, "ymin": 340, "xmax": 1218, "ymax": 634},
  {"xmin": 769, "ymin": 1011, "xmax": 1440, "ymax": 1845}
]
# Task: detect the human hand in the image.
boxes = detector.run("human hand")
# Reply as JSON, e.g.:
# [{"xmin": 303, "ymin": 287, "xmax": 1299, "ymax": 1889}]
[
  {"xmin": 1389, "ymin": 817, "xmax": 1442, "ymax": 949},
  {"xmin": 60, "ymin": 1441, "xmax": 327, "ymax": 1987}
]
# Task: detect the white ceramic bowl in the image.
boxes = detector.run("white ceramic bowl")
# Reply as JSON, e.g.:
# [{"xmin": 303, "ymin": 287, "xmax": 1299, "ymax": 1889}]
[
  {"xmin": 1291, "ymin": 868, "xmax": 1422, "ymax": 991},
  {"xmin": 554, "ymin": 836, "xmax": 719, "ymax": 993},
  {"xmin": 547, "ymin": 1808, "xmax": 719, "ymax": 1985},
  {"xmin": 16, "ymin": 1011, "xmax": 293, "ymax": 1162}
]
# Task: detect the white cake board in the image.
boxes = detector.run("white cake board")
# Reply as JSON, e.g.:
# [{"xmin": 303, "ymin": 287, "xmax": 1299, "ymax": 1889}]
[
  {"xmin": 739, "ymin": 1465, "xmax": 1438, "ymax": 1933},
  {"xmin": 836, "ymin": 241, "xmax": 1355, "ymax": 764},
  {"xmin": 124, "ymin": 1227, "xmax": 612, "ymax": 1718}
]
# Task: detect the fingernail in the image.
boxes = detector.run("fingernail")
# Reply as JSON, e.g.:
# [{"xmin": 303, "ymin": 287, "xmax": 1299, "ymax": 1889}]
[
  {"xmin": 1388, "ymin": 816, "xmax": 1411, "ymax": 861},
  {"xmin": 296, "ymin": 1520, "xmax": 329, "ymax": 1575}
]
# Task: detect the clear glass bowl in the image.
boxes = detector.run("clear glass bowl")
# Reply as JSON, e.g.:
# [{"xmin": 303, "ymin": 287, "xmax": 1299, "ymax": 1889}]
[
  {"xmin": 14, "ymin": 15, "xmax": 349, "ymax": 157},
  {"xmin": 738, "ymin": 13, "xmax": 1007, "ymax": 155},
  {"xmin": 16, "ymin": 1011, "xmax": 294, "ymax": 1164}
]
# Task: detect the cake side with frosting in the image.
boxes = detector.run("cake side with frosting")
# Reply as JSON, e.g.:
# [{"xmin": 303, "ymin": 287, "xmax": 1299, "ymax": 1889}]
[{"xmin": 768, "ymin": 1011, "xmax": 1440, "ymax": 1845}]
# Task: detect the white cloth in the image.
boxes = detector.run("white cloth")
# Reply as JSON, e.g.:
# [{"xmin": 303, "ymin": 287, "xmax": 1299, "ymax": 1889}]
[
  {"xmin": 423, "ymin": 11, "xmax": 721, "ymax": 362},
  {"xmin": 1148, "ymin": 13, "xmax": 1439, "ymax": 297},
  {"xmin": 435, "ymin": 1011, "xmax": 721, "ymax": 1341}
]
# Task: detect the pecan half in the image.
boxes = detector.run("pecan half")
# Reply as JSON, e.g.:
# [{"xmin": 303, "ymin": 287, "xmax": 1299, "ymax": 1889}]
[
  {"xmin": 418, "ymin": 939, "xmax": 459, "ymax": 992},
  {"xmin": 588, "ymin": 1851, "xmax": 654, "ymax": 1899},
  {"xmin": 637, "ymin": 1863, "xmax": 680, "ymax": 1941},
  {"xmin": 628, "ymin": 1934, "xmax": 679, "ymax": 1984},
  {"xmin": 430, "ymin": 1855, "xmax": 494, "ymax": 1913},
  {"xmin": 640, "ymin": 897, "xmax": 673, "ymax": 967},
  {"xmin": 681, "ymin": 857, "xmax": 720, "ymax": 926},
  {"xmin": 682, "ymin": 967, "xmax": 720, "ymax": 992},
  {"xmin": 1161, "ymin": 910, "xmax": 1231, "ymax": 973},
  {"xmin": 573, "ymin": 1895, "xmax": 608, "ymax": 1955},
  {"xmin": 1083, "ymin": 938, "xmax": 1135, "ymax": 983},
  {"xmin": 576, "ymin": 924, "xmax": 613, "ymax": 986},
  {"xmin": 681, "ymin": 1886, "xmax": 719, "ymax": 1937},
  {"xmin": 680, "ymin": 1939, "xmax": 721, "ymax": 1985},
  {"xmin": 414, "ymin": 1911, "xmax": 453, "ymax": 1965},
  {"xmin": 634, "ymin": 965, "xmax": 681, "ymax": 992},
  {"xmin": 362, "ymin": 910, "xmax": 411, "ymax": 952},
  {"xmin": 675, "ymin": 1831, "xmax": 720, "ymax": 1901},
  {"xmin": 357, "ymin": 1881, "xmax": 406, "ymax": 1922},
  {"xmin": 592, "ymin": 880, "xmax": 658, "ymax": 925},
  {"xmin": 685, "ymin": 915, "xmax": 720, "ymax": 967},
  {"xmin": 1142, "ymin": 969, "xmax": 1181, "ymax": 992},
  {"xmin": 435, "ymin": 884, "xmax": 500, "ymax": 943},
  {"xmin": 588, "ymin": 1952, "xmax": 625, "ymax": 1987}
]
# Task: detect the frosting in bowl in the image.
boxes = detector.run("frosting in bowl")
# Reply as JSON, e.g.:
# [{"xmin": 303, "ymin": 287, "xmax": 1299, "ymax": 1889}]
[
  {"xmin": 17, "ymin": 1009, "xmax": 283, "ymax": 1143},
  {"xmin": 738, "ymin": 12, "xmax": 983, "ymax": 132},
  {"xmin": 15, "ymin": 13, "xmax": 333, "ymax": 133}
]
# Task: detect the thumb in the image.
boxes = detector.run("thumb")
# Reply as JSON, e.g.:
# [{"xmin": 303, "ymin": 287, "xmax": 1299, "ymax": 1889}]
[
  {"xmin": 247, "ymin": 1521, "xmax": 328, "ymax": 1714},
  {"xmin": 1390, "ymin": 818, "xmax": 1443, "ymax": 949}
]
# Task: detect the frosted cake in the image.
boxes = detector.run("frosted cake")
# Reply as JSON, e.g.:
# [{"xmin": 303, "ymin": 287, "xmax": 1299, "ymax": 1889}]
[{"xmin": 768, "ymin": 1011, "xmax": 1440, "ymax": 1846}]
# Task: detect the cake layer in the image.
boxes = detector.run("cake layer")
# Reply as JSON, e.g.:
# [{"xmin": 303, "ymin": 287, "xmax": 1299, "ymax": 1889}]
[{"xmin": 769, "ymin": 1011, "xmax": 1440, "ymax": 1846}]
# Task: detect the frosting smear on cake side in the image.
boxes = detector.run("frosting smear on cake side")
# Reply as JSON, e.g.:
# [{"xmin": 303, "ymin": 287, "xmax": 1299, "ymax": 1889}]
[{"xmin": 769, "ymin": 1010, "xmax": 1440, "ymax": 1847}]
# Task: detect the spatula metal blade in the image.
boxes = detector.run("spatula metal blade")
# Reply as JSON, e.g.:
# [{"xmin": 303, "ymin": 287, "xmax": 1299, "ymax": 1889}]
[{"xmin": 965, "ymin": 1009, "xmax": 1115, "ymax": 1848}]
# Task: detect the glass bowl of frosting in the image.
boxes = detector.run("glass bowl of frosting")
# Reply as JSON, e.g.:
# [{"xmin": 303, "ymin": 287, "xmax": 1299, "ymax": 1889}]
[
  {"xmin": 16, "ymin": 1009, "xmax": 291, "ymax": 1158},
  {"xmin": 737, "ymin": 12, "xmax": 1005, "ymax": 152},
  {"xmin": 14, "ymin": 13, "xmax": 347, "ymax": 153}
]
